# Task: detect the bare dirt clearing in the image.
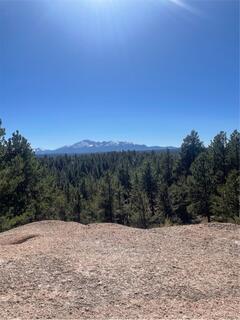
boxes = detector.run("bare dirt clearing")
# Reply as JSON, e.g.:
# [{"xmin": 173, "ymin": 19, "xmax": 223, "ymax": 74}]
[{"xmin": 0, "ymin": 221, "xmax": 239, "ymax": 319}]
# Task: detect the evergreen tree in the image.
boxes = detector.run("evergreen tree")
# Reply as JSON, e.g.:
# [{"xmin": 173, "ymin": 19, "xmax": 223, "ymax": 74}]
[
  {"xmin": 211, "ymin": 170, "xmax": 240, "ymax": 222},
  {"xmin": 73, "ymin": 190, "xmax": 82, "ymax": 223},
  {"xmin": 118, "ymin": 165, "xmax": 132, "ymax": 200},
  {"xmin": 131, "ymin": 174, "xmax": 150, "ymax": 228},
  {"xmin": 142, "ymin": 162, "xmax": 157, "ymax": 215},
  {"xmin": 99, "ymin": 173, "xmax": 115, "ymax": 222},
  {"xmin": 0, "ymin": 119, "xmax": 5, "ymax": 158},
  {"xmin": 114, "ymin": 183, "xmax": 126, "ymax": 224},
  {"xmin": 158, "ymin": 184, "xmax": 172, "ymax": 221},
  {"xmin": 226, "ymin": 130, "xmax": 240, "ymax": 171},
  {"xmin": 178, "ymin": 130, "xmax": 204, "ymax": 176},
  {"xmin": 1, "ymin": 120, "xmax": 239, "ymax": 231},
  {"xmin": 187, "ymin": 152, "xmax": 212, "ymax": 222},
  {"xmin": 169, "ymin": 178, "xmax": 191, "ymax": 224},
  {"xmin": 161, "ymin": 149, "xmax": 173, "ymax": 186},
  {"xmin": 208, "ymin": 131, "xmax": 228, "ymax": 187},
  {"xmin": 0, "ymin": 129, "xmax": 64, "ymax": 231}
]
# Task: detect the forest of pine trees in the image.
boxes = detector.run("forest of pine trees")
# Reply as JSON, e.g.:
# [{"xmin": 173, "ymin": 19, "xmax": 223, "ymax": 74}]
[{"xmin": 0, "ymin": 119, "xmax": 239, "ymax": 231}]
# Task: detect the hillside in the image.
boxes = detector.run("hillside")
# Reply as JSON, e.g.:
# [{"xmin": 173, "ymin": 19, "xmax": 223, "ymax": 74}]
[{"xmin": 0, "ymin": 221, "xmax": 239, "ymax": 319}]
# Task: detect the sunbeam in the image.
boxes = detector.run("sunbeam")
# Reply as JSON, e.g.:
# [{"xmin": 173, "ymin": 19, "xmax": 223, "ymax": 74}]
[{"xmin": 167, "ymin": 0, "xmax": 201, "ymax": 15}]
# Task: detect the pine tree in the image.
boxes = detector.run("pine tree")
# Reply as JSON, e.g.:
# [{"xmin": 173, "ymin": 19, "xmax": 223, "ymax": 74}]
[
  {"xmin": 0, "ymin": 130, "xmax": 64, "ymax": 231},
  {"xmin": 169, "ymin": 177, "xmax": 191, "ymax": 224},
  {"xmin": 158, "ymin": 184, "xmax": 172, "ymax": 221},
  {"xmin": 0, "ymin": 119, "xmax": 5, "ymax": 157},
  {"xmin": 99, "ymin": 173, "xmax": 115, "ymax": 222},
  {"xmin": 226, "ymin": 130, "xmax": 240, "ymax": 172},
  {"xmin": 114, "ymin": 183, "xmax": 126, "ymax": 224},
  {"xmin": 211, "ymin": 170, "xmax": 240, "ymax": 222},
  {"xmin": 142, "ymin": 162, "xmax": 157, "ymax": 215},
  {"xmin": 131, "ymin": 174, "xmax": 150, "ymax": 228},
  {"xmin": 161, "ymin": 149, "xmax": 173, "ymax": 186},
  {"xmin": 178, "ymin": 130, "xmax": 204, "ymax": 176},
  {"xmin": 73, "ymin": 190, "xmax": 82, "ymax": 223},
  {"xmin": 1, "ymin": 119, "xmax": 238, "ymax": 231},
  {"xmin": 118, "ymin": 165, "xmax": 132, "ymax": 200},
  {"xmin": 208, "ymin": 131, "xmax": 228, "ymax": 187},
  {"xmin": 187, "ymin": 152, "xmax": 212, "ymax": 222}
]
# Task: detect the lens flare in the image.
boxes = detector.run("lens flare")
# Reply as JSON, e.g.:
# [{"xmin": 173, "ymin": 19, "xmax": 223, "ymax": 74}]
[{"xmin": 167, "ymin": 0, "xmax": 200, "ymax": 15}]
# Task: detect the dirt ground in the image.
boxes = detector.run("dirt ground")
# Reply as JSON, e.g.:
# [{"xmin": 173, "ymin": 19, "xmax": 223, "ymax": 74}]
[{"xmin": 0, "ymin": 221, "xmax": 239, "ymax": 320}]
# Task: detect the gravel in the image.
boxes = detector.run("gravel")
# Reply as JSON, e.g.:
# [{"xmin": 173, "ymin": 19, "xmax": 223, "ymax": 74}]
[{"xmin": 0, "ymin": 221, "xmax": 239, "ymax": 319}]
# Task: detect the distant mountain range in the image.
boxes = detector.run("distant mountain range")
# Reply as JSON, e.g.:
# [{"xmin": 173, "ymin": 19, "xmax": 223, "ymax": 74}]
[{"xmin": 34, "ymin": 140, "xmax": 177, "ymax": 155}]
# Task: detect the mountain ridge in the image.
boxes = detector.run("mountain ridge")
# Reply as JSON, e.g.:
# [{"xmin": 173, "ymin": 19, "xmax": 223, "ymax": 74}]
[{"xmin": 35, "ymin": 140, "xmax": 178, "ymax": 155}]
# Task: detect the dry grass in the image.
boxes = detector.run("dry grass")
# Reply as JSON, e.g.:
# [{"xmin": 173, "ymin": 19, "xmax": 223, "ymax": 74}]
[{"xmin": 0, "ymin": 221, "xmax": 239, "ymax": 319}]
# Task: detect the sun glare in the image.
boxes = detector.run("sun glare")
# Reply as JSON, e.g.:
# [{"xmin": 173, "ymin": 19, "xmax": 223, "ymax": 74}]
[
  {"xmin": 47, "ymin": 0, "xmax": 199, "ymax": 16},
  {"xmin": 168, "ymin": 0, "xmax": 200, "ymax": 15},
  {"xmin": 45, "ymin": 0, "xmax": 200, "ymax": 50}
]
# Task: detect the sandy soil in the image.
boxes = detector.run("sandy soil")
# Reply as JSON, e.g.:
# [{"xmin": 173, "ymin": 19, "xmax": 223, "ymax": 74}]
[{"xmin": 0, "ymin": 221, "xmax": 239, "ymax": 320}]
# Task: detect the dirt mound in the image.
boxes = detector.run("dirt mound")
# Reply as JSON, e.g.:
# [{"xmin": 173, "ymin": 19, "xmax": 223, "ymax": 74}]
[{"xmin": 0, "ymin": 221, "xmax": 239, "ymax": 319}]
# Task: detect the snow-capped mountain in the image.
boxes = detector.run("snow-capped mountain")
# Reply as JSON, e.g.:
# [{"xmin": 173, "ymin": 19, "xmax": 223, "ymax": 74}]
[
  {"xmin": 35, "ymin": 140, "xmax": 177, "ymax": 155},
  {"xmin": 33, "ymin": 148, "xmax": 47, "ymax": 153}
]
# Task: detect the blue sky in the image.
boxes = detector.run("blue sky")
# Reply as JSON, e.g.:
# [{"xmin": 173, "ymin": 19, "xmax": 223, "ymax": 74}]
[{"xmin": 0, "ymin": 0, "xmax": 239, "ymax": 149}]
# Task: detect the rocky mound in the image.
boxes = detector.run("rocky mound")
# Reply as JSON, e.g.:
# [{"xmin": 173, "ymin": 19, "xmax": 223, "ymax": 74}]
[{"xmin": 0, "ymin": 221, "xmax": 239, "ymax": 319}]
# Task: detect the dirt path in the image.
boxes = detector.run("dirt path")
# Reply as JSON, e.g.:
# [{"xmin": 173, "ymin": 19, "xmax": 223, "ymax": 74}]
[{"xmin": 0, "ymin": 221, "xmax": 239, "ymax": 319}]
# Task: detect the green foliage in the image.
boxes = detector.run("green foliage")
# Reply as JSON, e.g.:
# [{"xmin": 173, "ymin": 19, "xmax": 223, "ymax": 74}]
[
  {"xmin": 208, "ymin": 131, "xmax": 228, "ymax": 187},
  {"xmin": 169, "ymin": 178, "xmax": 192, "ymax": 224},
  {"xmin": 0, "ymin": 122, "xmax": 66, "ymax": 231},
  {"xmin": 211, "ymin": 170, "xmax": 240, "ymax": 222},
  {"xmin": 158, "ymin": 183, "xmax": 172, "ymax": 221},
  {"xmin": 0, "ymin": 120, "xmax": 239, "ymax": 231},
  {"xmin": 142, "ymin": 162, "xmax": 158, "ymax": 215},
  {"xmin": 178, "ymin": 130, "xmax": 204, "ymax": 176},
  {"xmin": 130, "ymin": 174, "xmax": 151, "ymax": 228},
  {"xmin": 161, "ymin": 149, "xmax": 173, "ymax": 186},
  {"xmin": 227, "ymin": 130, "xmax": 240, "ymax": 171},
  {"xmin": 99, "ymin": 173, "xmax": 115, "ymax": 222},
  {"xmin": 187, "ymin": 152, "xmax": 212, "ymax": 222}
]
